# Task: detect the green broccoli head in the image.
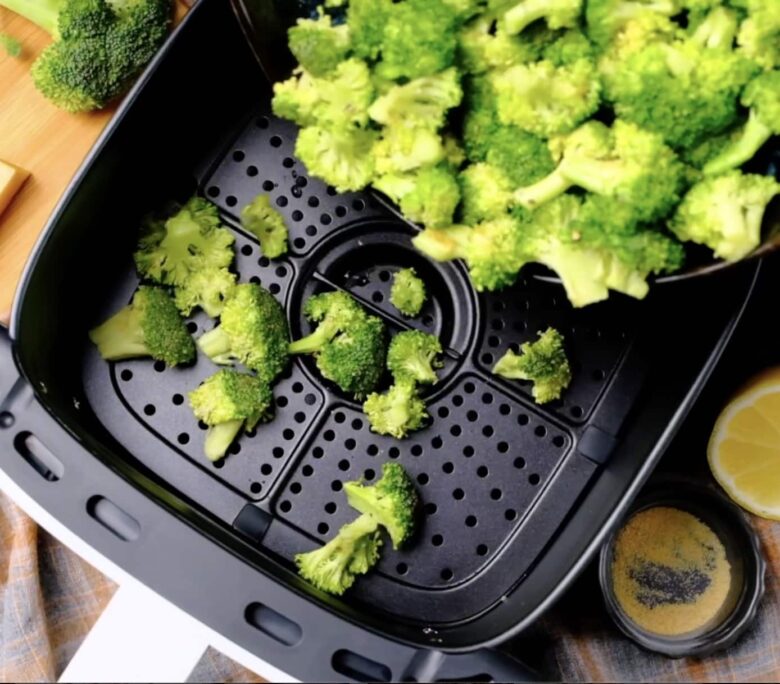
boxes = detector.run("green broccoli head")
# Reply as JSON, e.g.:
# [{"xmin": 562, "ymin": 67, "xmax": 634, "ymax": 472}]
[
  {"xmin": 24, "ymin": 0, "xmax": 172, "ymax": 112},
  {"xmin": 374, "ymin": 165, "xmax": 461, "ymax": 229},
  {"xmin": 295, "ymin": 513, "xmax": 382, "ymax": 595},
  {"xmin": 500, "ymin": 0, "xmax": 583, "ymax": 36},
  {"xmin": 368, "ymin": 68, "xmax": 463, "ymax": 131},
  {"xmin": 291, "ymin": 292, "xmax": 387, "ymax": 397},
  {"xmin": 387, "ymin": 329, "xmax": 442, "ymax": 384},
  {"xmin": 459, "ymin": 163, "xmax": 514, "ymax": 223},
  {"xmin": 272, "ymin": 58, "xmax": 375, "ymax": 129},
  {"xmin": 197, "ymin": 283, "xmax": 290, "ymax": 385},
  {"xmin": 493, "ymin": 328, "xmax": 572, "ymax": 403},
  {"xmin": 669, "ymin": 171, "xmax": 780, "ymax": 261},
  {"xmin": 89, "ymin": 285, "xmax": 195, "ymax": 365},
  {"xmin": 344, "ymin": 462, "xmax": 420, "ymax": 548},
  {"xmin": 363, "ymin": 380, "xmax": 428, "ymax": 439},
  {"xmin": 372, "ymin": 127, "xmax": 445, "ymax": 175},
  {"xmin": 287, "ymin": 13, "xmax": 350, "ymax": 76},
  {"xmin": 134, "ymin": 197, "xmax": 235, "ymax": 291},
  {"xmin": 376, "ymin": 0, "xmax": 458, "ymax": 80},
  {"xmin": 542, "ymin": 29, "xmax": 596, "ymax": 65},
  {"xmin": 585, "ymin": 0, "xmax": 680, "ymax": 46},
  {"xmin": 188, "ymin": 369, "xmax": 274, "ymax": 462},
  {"xmin": 703, "ymin": 70, "xmax": 780, "ymax": 175},
  {"xmin": 737, "ymin": 0, "xmax": 780, "ymax": 70},
  {"xmin": 173, "ymin": 266, "xmax": 237, "ymax": 318},
  {"xmin": 490, "ymin": 59, "xmax": 601, "ymax": 138},
  {"xmin": 458, "ymin": 16, "xmax": 548, "ymax": 74},
  {"xmin": 295, "ymin": 125, "xmax": 377, "ymax": 193},
  {"xmin": 515, "ymin": 120, "xmax": 685, "ymax": 223},
  {"xmin": 606, "ymin": 35, "xmax": 759, "ymax": 149},
  {"xmin": 346, "ymin": 0, "xmax": 392, "ymax": 59},
  {"xmin": 389, "ymin": 268, "xmax": 428, "ymax": 318},
  {"xmin": 240, "ymin": 195, "xmax": 289, "ymax": 259}
]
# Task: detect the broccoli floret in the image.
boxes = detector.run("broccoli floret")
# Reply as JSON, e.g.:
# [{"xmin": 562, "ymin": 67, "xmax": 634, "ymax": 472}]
[
  {"xmin": 173, "ymin": 267, "xmax": 237, "ymax": 319},
  {"xmin": 376, "ymin": 0, "xmax": 458, "ymax": 80},
  {"xmin": 344, "ymin": 462, "xmax": 419, "ymax": 548},
  {"xmin": 372, "ymin": 127, "xmax": 446, "ymax": 175},
  {"xmin": 295, "ymin": 513, "xmax": 382, "ymax": 595},
  {"xmin": 374, "ymin": 165, "xmax": 461, "ymax": 229},
  {"xmin": 295, "ymin": 125, "xmax": 377, "ymax": 193},
  {"xmin": 89, "ymin": 286, "xmax": 195, "ymax": 365},
  {"xmin": 737, "ymin": 0, "xmax": 780, "ymax": 70},
  {"xmin": 458, "ymin": 16, "xmax": 548, "ymax": 74},
  {"xmin": 493, "ymin": 328, "xmax": 572, "ymax": 403},
  {"xmin": 287, "ymin": 13, "xmax": 350, "ymax": 76},
  {"xmin": 387, "ymin": 330, "xmax": 442, "ymax": 384},
  {"xmin": 134, "ymin": 197, "xmax": 235, "ymax": 315},
  {"xmin": 669, "ymin": 171, "xmax": 780, "ymax": 261},
  {"xmin": 500, "ymin": 0, "xmax": 582, "ymax": 36},
  {"xmin": 368, "ymin": 69, "xmax": 463, "ymax": 131},
  {"xmin": 347, "ymin": 0, "xmax": 392, "ymax": 59},
  {"xmin": 514, "ymin": 120, "xmax": 684, "ymax": 222},
  {"xmin": 272, "ymin": 59, "xmax": 374, "ymax": 129},
  {"xmin": 542, "ymin": 29, "xmax": 596, "ymax": 65},
  {"xmin": 363, "ymin": 380, "xmax": 428, "ymax": 439},
  {"xmin": 1, "ymin": 0, "xmax": 172, "ymax": 112},
  {"xmin": 197, "ymin": 284, "xmax": 289, "ymax": 385},
  {"xmin": 490, "ymin": 59, "xmax": 601, "ymax": 138},
  {"xmin": 606, "ymin": 31, "xmax": 759, "ymax": 149},
  {"xmin": 585, "ymin": 0, "xmax": 680, "ymax": 46},
  {"xmin": 189, "ymin": 370, "xmax": 273, "ymax": 462},
  {"xmin": 241, "ymin": 195, "xmax": 289, "ymax": 259},
  {"xmin": 703, "ymin": 71, "xmax": 780, "ymax": 175},
  {"xmin": 460, "ymin": 163, "xmax": 514, "ymax": 223},
  {"xmin": 290, "ymin": 292, "xmax": 387, "ymax": 397},
  {"xmin": 689, "ymin": 6, "xmax": 739, "ymax": 49},
  {"xmin": 0, "ymin": 33, "xmax": 21, "ymax": 56},
  {"xmin": 390, "ymin": 269, "xmax": 428, "ymax": 318}
]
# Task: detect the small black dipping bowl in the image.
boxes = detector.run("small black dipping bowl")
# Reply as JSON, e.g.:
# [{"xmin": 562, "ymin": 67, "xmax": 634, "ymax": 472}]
[{"xmin": 599, "ymin": 477, "xmax": 766, "ymax": 658}]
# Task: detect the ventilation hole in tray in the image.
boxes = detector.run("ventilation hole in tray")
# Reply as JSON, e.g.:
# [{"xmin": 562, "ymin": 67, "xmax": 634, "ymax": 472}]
[
  {"xmin": 331, "ymin": 480, "xmax": 342, "ymax": 492},
  {"xmin": 440, "ymin": 568, "xmax": 454, "ymax": 582},
  {"xmin": 327, "ymin": 186, "xmax": 337, "ymax": 196},
  {"xmin": 270, "ymin": 135, "xmax": 283, "ymax": 148},
  {"xmin": 257, "ymin": 116, "xmax": 269, "ymax": 128},
  {"xmin": 324, "ymin": 502, "xmax": 337, "ymax": 514},
  {"xmin": 491, "ymin": 319, "xmax": 505, "ymax": 331},
  {"xmin": 505, "ymin": 509, "xmax": 517, "ymax": 521},
  {"xmin": 417, "ymin": 473, "xmax": 429, "ymax": 486},
  {"xmin": 431, "ymin": 534, "xmax": 444, "ymax": 547},
  {"xmin": 482, "ymin": 426, "xmax": 494, "ymax": 438},
  {"xmin": 364, "ymin": 468, "xmax": 375, "ymax": 480},
  {"xmin": 249, "ymin": 276, "xmax": 261, "ymax": 285},
  {"xmin": 421, "ymin": 314, "xmax": 434, "ymax": 327},
  {"xmin": 198, "ymin": 420, "xmax": 208, "ymax": 431},
  {"xmin": 499, "ymin": 403, "xmax": 511, "ymax": 416},
  {"xmin": 490, "ymin": 488, "xmax": 502, "ymax": 500},
  {"xmin": 290, "ymin": 482, "xmax": 302, "ymax": 495},
  {"xmin": 517, "ymin": 414, "xmax": 529, "ymax": 426},
  {"xmin": 334, "ymin": 412, "xmax": 345, "ymax": 424},
  {"xmin": 292, "ymin": 210, "xmax": 303, "ymax": 222},
  {"xmin": 213, "ymin": 459, "xmax": 224, "ymax": 469},
  {"xmin": 367, "ymin": 444, "xmax": 379, "ymax": 456},
  {"xmin": 351, "ymin": 418, "xmax": 363, "ymax": 430},
  {"xmin": 424, "ymin": 502, "xmax": 437, "ymax": 515},
  {"xmin": 487, "ymin": 336, "xmax": 500, "ymax": 348},
  {"xmin": 529, "ymin": 473, "xmax": 541, "ymax": 486},
  {"xmin": 437, "ymin": 407, "xmax": 449, "ymax": 419},
  {"xmin": 295, "ymin": 176, "xmax": 308, "ymax": 188},
  {"xmin": 279, "ymin": 500, "xmax": 292, "ymax": 512},
  {"xmin": 452, "ymin": 488, "xmax": 464, "ymax": 500},
  {"xmin": 592, "ymin": 369, "xmax": 606, "ymax": 382},
  {"xmin": 262, "ymin": 180, "xmax": 274, "ymax": 192},
  {"xmin": 232, "ymin": 150, "xmax": 245, "ymax": 162},
  {"xmin": 466, "ymin": 410, "xmax": 478, "ymax": 422},
  {"xmin": 477, "ymin": 544, "xmax": 488, "ymax": 556},
  {"xmin": 171, "ymin": 394, "xmax": 184, "ymax": 406},
  {"xmin": 229, "ymin": 442, "xmax": 241, "ymax": 456},
  {"xmin": 250, "ymin": 482, "xmax": 262, "ymax": 494},
  {"xmin": 442, "ymin": 462, "xmax": 454, "ymax": 474},
  {"xmin": 323, "ymin": 430, "xmax": 336, "ymax": 444},
  {"xmin": 430, "ymin": 436, "xmax": 443, "ymax": 450},
  {"xmin": 497, "ymin": 441, "xmax": 509, "ymax": 453},
  {"xmin": 396, "ymin": 563, "xmax": 408, "ymax": 576},
  {"xmin": 294, "ymin": 412, "xmax": 306, "ymax": 424},
  {"xmin": 352, "ymin": 199, "xmax": 365, "ymax": 211},
  {"xmin": 570, "ymin": 406, "xmax": 584, "ymax": 418},
  {"xmin": 177, "ymin": 433, "xmax": 189, "ymax": 445},
  {"xmin": 207, "ymin": 185, "xmax": 220, "ymax": 198},
  {"xmin": 294, "ymin": 238, "xmax": 305, "ymax": 249},
  {"xmin": 153, "ymin": 361, "xmax": 165, "ymax": 373},
  {"xmin": 476, "ymin": 465, "xmax": 489, "ymax": 478},
  {"xmin": 481, "ymin": 392, "xmax": 494, "ymax": 405},
  {"xmin": 534, "ymin": 426, "xmax": 547, "ymax": 438},
  {"xmin": 465, "ymin": 515, "xmax": 477, "ymax": 528},
  {"xmin": 276, "ymin": 396, "xmax": 288, "ymax": 408},
  {"xmin": 143, "ymin": 404, "xmax": 155, "ymax": 416},
  {"xmin": 283, "ymin": 157, "xmax": 295, "ymax": 168},
  {"xmin": 261, "ymin": 463, "xmax": 273, "ymax": 476},
  {"xmin": 317, "ymin": 522, "xmax": 329, "ymax": 535},
  {"xmin": 301, "ymin": 465, "xmax": 314, "ymax": 477},
  {"xmin": 283, "ymin": 429, "xmax": 295, "ymax": 441},
  {"xmin": 452, "ymin": 395, "xmax": 463, "ymax": 407},
  {"xmin": 378, "ymin": 270, "xmax": 391, "ymax": 282},
  {"xmin": 121, "ymin": 369, "xmax": 133, "ymax": 382},
  {"xmin": 274, "ymin": 446, "xmax": 285, "ymax": 458},
  {"xmin": 450, "ymin": 425, "xmax": 461, "ymax": 437},
  {"xmin": 464, "ymin": 382, "xmax": 475, "ymax": 394},
  {"xmin": 513, "ymin": 320, "xmax": 528, "ymax": 333},
  {"xmin": 226, "ymin": 196, "xmax": 238, "ymax": 208},
  {"xmin": 345, "ymin": 438, "xmax": 356, "ymax": 450},
  {"xmin": 335, "ymin": 205, "xmax": 347, "ymax": 218},
  {"xmin": 514, "ymin": 457, "xmax": 526, "ymax": 469},
  {"xmin": 463, "ymin": 445, "xmax": 474, "ymax": 457},
  {"xmin": 372, "ymin": 291, "xmax": 383, "ymax": 303},
  {"xmin": 321, "ymin": 213, "xmax": 332, "ymax": 225},
  {"xmin": 481, "ymin": 353, "xmax": 494, "ymax": 365},
  {"xmin": 552, "ymin": 435, "xmax": 566, "ymax": 448},
  {"xmin": 246, "ymin": 428, "xmax": 257, "ymax": 438},
  {"xmin": 275, "ymin": 196, "xmax": 288, "ymax": 209},
  {"xmin": 269, "ymin": 284, "xmax": 281, "ymax": 295},
  {"xmin": 247, "ymin": 165, "xmax": 258, "ymax": 177},
  {"xmin": 308, "ymin": 196, "xmax": 320, "ymax": 208},
  {"xmin": 338, "ymin": 459, "xmax": 350, "ymax": 471},
  {"xmin": 389, "ymin": 446, "xmax": 400, "ymax": 459},
  {"xmin": 241, "ymin": 244, "xmax": 253, "ymax": 256}
]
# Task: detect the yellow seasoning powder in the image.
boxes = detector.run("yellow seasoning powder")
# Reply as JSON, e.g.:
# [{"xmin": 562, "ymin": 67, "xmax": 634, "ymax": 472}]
[{"xmin": 611, "ymin": 507, "xmax": 732, "ymax": 636}]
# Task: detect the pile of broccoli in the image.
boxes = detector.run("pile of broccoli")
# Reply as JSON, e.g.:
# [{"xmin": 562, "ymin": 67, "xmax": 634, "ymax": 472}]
[
  {"xmin": 0, "ymin": 0, "xmax": 173, "ymax": 112},
  {"xmin": 296, "ymin": 462, "xmax": 419, "ymax": 595},
  {"xmin": 363, "ymin": 330, "xmax": 443, "ymax": 438},
  {"xmin": 493, "ymin": 327, "xmax": 572, "ymax": 404},
  {"xmin": 273, "ymin": 0, "xmax": 780, "ymax": 307}
]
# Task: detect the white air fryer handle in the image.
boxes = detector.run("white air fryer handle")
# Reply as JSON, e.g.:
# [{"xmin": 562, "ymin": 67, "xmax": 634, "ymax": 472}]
[{"xmin": 59, "ymin": 583, "xmax": 211, "ymax": 683}]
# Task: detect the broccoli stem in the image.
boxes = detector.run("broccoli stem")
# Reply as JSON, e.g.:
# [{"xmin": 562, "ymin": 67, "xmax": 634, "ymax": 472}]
[
  {"xmin": 559, "ymin": 159, "xmax": 625, "ymax": 195},
  {"xmin": 204, "ymin": 420, "xmax": 244, "ymax": 462},
  {"xmin": 691, "ymin": 7, "xmax": 738, "ymax": 50},
  {"xmin": 89, "ymin": 306, "xmax": 149, "ymax": 360},
  {"xmin": 503, "ymin": 0, "xmax": 550, "ymax": 35},
  {"xmin": 0, "ymin": 0, "xmax": 62, "ymax": 35},
  {"xmin": 703, "ymin": 113, "xmax": 773, "ymax": 176},
  {"xmin": 197, "ymin": 327, "xmax": 234, "ymax": 364},
  {"xmin": 403, "ymin": 356, "xmax": 438, "ymax": 384},
  {"xmin": 513, "ymin": 169, "xmax": 572, "ymax": 209},
  {"xmin": 289, "ymin": 327, "xmax": 332, "ymax": 355}
]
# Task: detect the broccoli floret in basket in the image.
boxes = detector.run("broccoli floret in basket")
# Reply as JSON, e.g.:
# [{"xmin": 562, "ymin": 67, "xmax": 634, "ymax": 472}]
[
  {"xmin": 389, "ymin": 269, "xmax": 427, "ymax": 317},
  {"xmin": 363, "ymin": 380, "xmax": 429, "ymax": 439},
  {"xmin": 387, "ymin": 330, "xmax": 442, "ymax": 385},
  {"xmin": 241, "ymin": 195, "xmax": 289, "ymax": 259}
]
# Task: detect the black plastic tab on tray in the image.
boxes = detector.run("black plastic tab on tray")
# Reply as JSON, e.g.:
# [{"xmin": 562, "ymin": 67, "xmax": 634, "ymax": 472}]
[
  {"xmin": 233, "ymin": 504, "xmax": 273, "ymax": 543},
  {"xmin": 577, "ymin": 425, "xmax": 618, "ymax": 465}
]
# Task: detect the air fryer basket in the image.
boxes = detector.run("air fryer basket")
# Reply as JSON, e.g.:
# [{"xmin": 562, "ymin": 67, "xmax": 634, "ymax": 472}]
[{"xmin": 0, "ymin": 0, "xmax": 762, "ymax": 680}]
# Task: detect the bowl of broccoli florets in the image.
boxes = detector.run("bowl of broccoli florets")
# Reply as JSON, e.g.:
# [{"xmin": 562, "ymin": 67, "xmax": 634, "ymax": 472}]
[{"xmin": 230, "ymin": 0, "xmax": 779, "ymax": 308}]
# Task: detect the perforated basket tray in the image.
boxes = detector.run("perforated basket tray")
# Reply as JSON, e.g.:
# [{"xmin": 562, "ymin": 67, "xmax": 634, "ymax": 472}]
[{"xmin": 0, "ymin": 0, "xmax": 762, "ymax": 678}]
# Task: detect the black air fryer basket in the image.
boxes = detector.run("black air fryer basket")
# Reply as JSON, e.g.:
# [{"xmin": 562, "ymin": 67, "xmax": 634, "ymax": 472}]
[{"xmin": 0, "ymin": 1, "xmax": 763, "ymax": 680}]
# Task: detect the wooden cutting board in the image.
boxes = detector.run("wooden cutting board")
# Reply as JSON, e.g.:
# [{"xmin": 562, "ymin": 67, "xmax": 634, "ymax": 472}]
[{"xmin": 0, "ymin": 2, "xmax": 190, "ymax": 322}]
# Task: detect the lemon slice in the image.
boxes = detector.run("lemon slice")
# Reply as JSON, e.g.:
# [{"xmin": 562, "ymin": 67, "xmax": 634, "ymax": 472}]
[{"xmin": 708, "ymin": 367, "xmax": 780, "ymax": 519}]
